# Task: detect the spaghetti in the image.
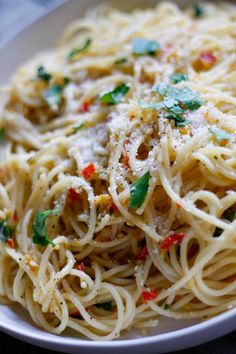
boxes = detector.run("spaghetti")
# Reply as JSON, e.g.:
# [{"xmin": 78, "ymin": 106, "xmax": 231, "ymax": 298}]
[{"xmin": 0, "ymin": 1, "xmax": 236, "ymax": 340}]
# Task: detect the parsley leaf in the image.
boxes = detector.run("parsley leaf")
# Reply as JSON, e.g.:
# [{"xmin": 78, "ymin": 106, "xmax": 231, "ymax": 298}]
[
  {"xmin": 67, "ymin": 38, "xmax": 92, "ymax": 62},
  {"xmin": 44, "ymin": 85, "xmax": 63, "ymax": 110},
  {"xmin": 170, "ymin": 73, "xmax": 188, "ymax": 84},
  {"xmin": 71, "ymin": 123, "xmax": 84, "ymax": 135},
  {"xmin": 0, "ymin": 220, "xmax": 11, "ymax": 243},
  {"xmin": 139, "ymin": 84, "xmax": 203, "ymax": 126},
  {"xmin": 100, "ymin": 83, "xmax": 130, "ymax": 105},
  {"xmin": 0, "ymin": 128, "xmax": 5, "ymax": 142},
  {"xmin": 193, "ymin": 5, "xmax": 205, "ymax": 18},
  {"xmin": 164, "ymin": 304, "xmax": 170, "ymax": 310},
  {"xmin": 114, "ymin": 57, "xmax": 128, "ymax": 65},
  {"xmin": 44, "ymin": 76, "xmax": 70, "ymax": 111},
  {"xmin": 32, "ymin": 209, "xmax": 59, "ymax": 246},
  {"xmin": 155, "ymin": 85, "xmax": 203, "ymax": 111},
  {"xmin": 130, "ymin": 171, "xmax": 151, "ymax": 209},
  {"xmin": 37, "ymin": 66, "xmax": 52, "ymax": 82},
  {"xmin": 95, "ymin": 301, "xmax": 112, "ymax": 311},
  {"xmin": 209, "ymin": 127, "xmax": 232, "ymax": 142},
  {"xmin": 132, "ymin": 38, "xmax": 160, "ymax": 55}
]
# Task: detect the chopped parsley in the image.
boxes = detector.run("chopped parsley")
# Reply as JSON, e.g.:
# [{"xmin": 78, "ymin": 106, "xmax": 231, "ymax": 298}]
[
  {"xmin": 100, "ymin": 83, "xmax": 130, "ymax": 105},
  {"xmin": 193, "ymin": 5, "xmax": 205, "ymax": 18},
  {"xmin": 71, "ymin": 123, "xmax": 84, "ymax": 135},
  {"xmin": 132, "ymin": 38, "xmax": 160, "ymax": 56},
  {"xmin": 44, "ymin": 77, "xmax": 69, "ymax": 110},
  {"xmin": 0, "ymin": 128, "xmax": 5, "ymax": 142},
  {"xmin": 114, "ymin": 57, "xmax": 128, "ymax": 64},
  {"xmin": 163, "ymin": 304, "xmax": 170, "ymax": 310},
  {"xmin": 95, "ymin": 301, "xmax": 112, "ymax": 311},
  {"xmin": 67, "ymin": 38, "xmax": 92, "ymax": 62},
  {"xmin": 37, "ymin": 66, "xmax": 52, "ymax": 82},
  {"xmin": 44, "ymin": 85, "xmax": 63, "ymax": 110},
  {"xmin": 156, "ymin": 84, "xmax": 203, "ymax": 126},
  {"xmin": 139, "ymin": 84, "xmax": 203, "ymax": 126},
  {"xmin": 32, "ymin": 209, "xmax": 59, "ymax": 246},
  {"xmin": 155, "ymin": 84, "xmax": 203, "ymax": 111},
  {"xmin": 170, "ymin": 73, "xmax": 188, "ymax": 84},
  {"xmin": 0, "ymin": 220, "xmax": 11, "ymax": 243},
  {"xmin": 209, "ymin": 127, "xmax": 232, "ymax": 142},
  {"xmin": 130, "ymin": 171, "xmax": 151, "ymax": 209}
]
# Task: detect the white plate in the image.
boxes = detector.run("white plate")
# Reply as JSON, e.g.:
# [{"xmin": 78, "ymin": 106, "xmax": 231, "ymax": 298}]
[{"xmin": 0, "ymin": 0, "xmax": 236, "ymax": 353}]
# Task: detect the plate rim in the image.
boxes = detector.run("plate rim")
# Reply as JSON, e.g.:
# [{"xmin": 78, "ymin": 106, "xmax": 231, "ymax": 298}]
[{"xmin": 0, "ymin": 305, "xmax": 236, "ymax": 347}]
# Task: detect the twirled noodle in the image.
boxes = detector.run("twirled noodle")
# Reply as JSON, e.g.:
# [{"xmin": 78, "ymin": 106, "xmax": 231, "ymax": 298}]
[{"xmin": 0, "ymin": 1, "xmax": 236, "ymax": 341}]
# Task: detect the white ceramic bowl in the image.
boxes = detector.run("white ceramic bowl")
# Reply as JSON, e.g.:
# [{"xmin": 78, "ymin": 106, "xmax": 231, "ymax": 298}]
[{"xmin": 0, "ymin": 1, "xmax": 236, "ymax": 353}]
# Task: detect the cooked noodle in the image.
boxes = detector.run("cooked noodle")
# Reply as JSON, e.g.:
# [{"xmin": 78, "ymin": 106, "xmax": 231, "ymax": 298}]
[{"xmin": 0, "ymin": 1, "xmax": 236, "ymax": 340}]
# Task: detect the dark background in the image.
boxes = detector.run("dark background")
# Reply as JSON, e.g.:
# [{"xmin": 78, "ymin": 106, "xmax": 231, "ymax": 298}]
[{"xmin": 0, "ymin": 0, "xmax": 236, "ymax": 353}]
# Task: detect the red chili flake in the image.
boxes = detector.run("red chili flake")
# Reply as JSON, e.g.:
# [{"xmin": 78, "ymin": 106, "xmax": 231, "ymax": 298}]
[
  {"xmin": 110, "ymin": 203, "xmax": 117, "ymax": 213},
  {"xmin": 70, "ymin": 311, "xmax": 82, "ymax": 318},
  {"xmin": 79, "ymin": 101, "xmax": 90, "ymax": 113},
  {"xmin": 176, "ymin": 203, "xmax": 182, "ymax": 209},
  {"xmin": 160, "ymin": 233, "xmax": 185, "ymax": 251},
  {"xmin": 7, "ymin": 239, "xmax": 15, "ymax": 248},
  {"xmin": 199, "ymin": 51, "xmax": 217, "ymax": 67},
  {"xmin": 82, "ymin": 163, "xmax": 95, "ymax": 180},
  {"xmin": 194, "ymin": 51, "xmax": 217, "ymax": 71},
  {"xmin": 123, "ymin": 153, "xmax": 129, "ymax": 168},
  {"xmin": 12, "ymin": 211, "xmax": 18, "ymax": 223},
  {"xmin": 137, "ymin": 246, "xmax": 149, "ymax": 261},
  {"xmin": 68, "ymin": 188, "xmax": 81, "ymax": 203},
  {"xmin": 75, "ymin": 262, "xmax": 85, "ymax": 272},
  {"xmin": 141, "ymin": 289, "xmax": 158, "ymax": 303}
]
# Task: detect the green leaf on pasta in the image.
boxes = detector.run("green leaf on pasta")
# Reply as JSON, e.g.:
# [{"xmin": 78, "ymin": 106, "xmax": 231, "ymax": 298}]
[
  {"xmin": 170, "ymin": 72, "xmax": 188, "ymax": 84},
  {"xmin": 132, "ymin": 38, "xmax": 160, "ymax": 55},
  {"xmin": 32, "ymin": 209, "xmax": 59, "ymax": 246},
  {"xmin": 67, "ymin": 38, "xmax": 92, "ymax": 62},
  {"xmin": 193, "ymin": 5, "xmax": 205, "ymax": 18},
  {"xmin": 0, "ymin": 220, "xmax": 11, "ymax": 243},
  {"xmin": 37, "ymin": 66, "xmax": 52, "ymax": 82},
  {"xmin": 130, "ymin": 171, "xmax": 151, "ymax": 209},
  {"xmin": 100, "ymin": 84, "xmax": 130, "ymax": 105},
  {"xmin": 0, "ymin": 128, "xmax": 5, "ymax": 142},
  {"xmin": 209, "ymin": 127, "xmax": 232, "ymax": 142}
]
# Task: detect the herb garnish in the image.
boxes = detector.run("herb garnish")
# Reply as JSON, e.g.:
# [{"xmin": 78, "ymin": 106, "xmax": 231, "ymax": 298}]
[
  {"xmin": 37, "ymin": 66, "xmax": 52, "ymax": 82},
  {"xmin": 209, "ymin": 127, "xmax": 232, "ymax": 143},
  {"xmin": 44, "ymin": 85, "xmax": 63, "ymax": 110},
  {"xmin": 100, "ymin": 83, "xmax": 130, "ymax": 105},
  {"xmin": 155, "ymin": 84, "xmax": 203, "ymax": 111},
  {"xmin": 32, "ymin": 209, "xmax": 59, "ymax": 246},
  {"xmin": 95, "ymin": 301, "xmax": 112, "ymax": 311},
  {"xmin": 44, "ymin": 76, "xmax": 69, "ymax": 110},
  {"xmin": 139, "ymin": 84, "xmax": 203, "ymax": 126},
  {"xmin": 71, "ymin": 123, "xmax": 84, "ymax": 135},
  {"xmin": 0, "ymin": 128, "xmax": 5, "ymax": 142},
  {"xmin": 67, "ymin": 38, "xmax": 92, "ymax": 62},
  {"xmin": 114, "ymin": 57, "xmax": 128, "ymax": 65},
  {"xmin": 130, "ymin": 171, "xmax": 151, "ymax": 209},
  {"xmin": 132, "ymin": 38, "xmax": 160, "ymax": 55},
  {"xmin": 0, "ymin": 220, "xmax": 11, "ymax": 243},
  {"xmin": 170, "ymin": 73, "xmax": 188, "ymax": 84},
  {"xmin": 164, "ymin": 304, "xmax": 170, "ymax": 310},
  {"xmin": 193, "ymin": 5, "xmax": 205, "ymax": 18}
]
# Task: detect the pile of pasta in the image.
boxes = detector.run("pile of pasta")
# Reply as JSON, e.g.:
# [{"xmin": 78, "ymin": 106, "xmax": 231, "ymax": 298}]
[{"xmin": 0, "ymin": 1, "xmax": 236, "ymax": 340}]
